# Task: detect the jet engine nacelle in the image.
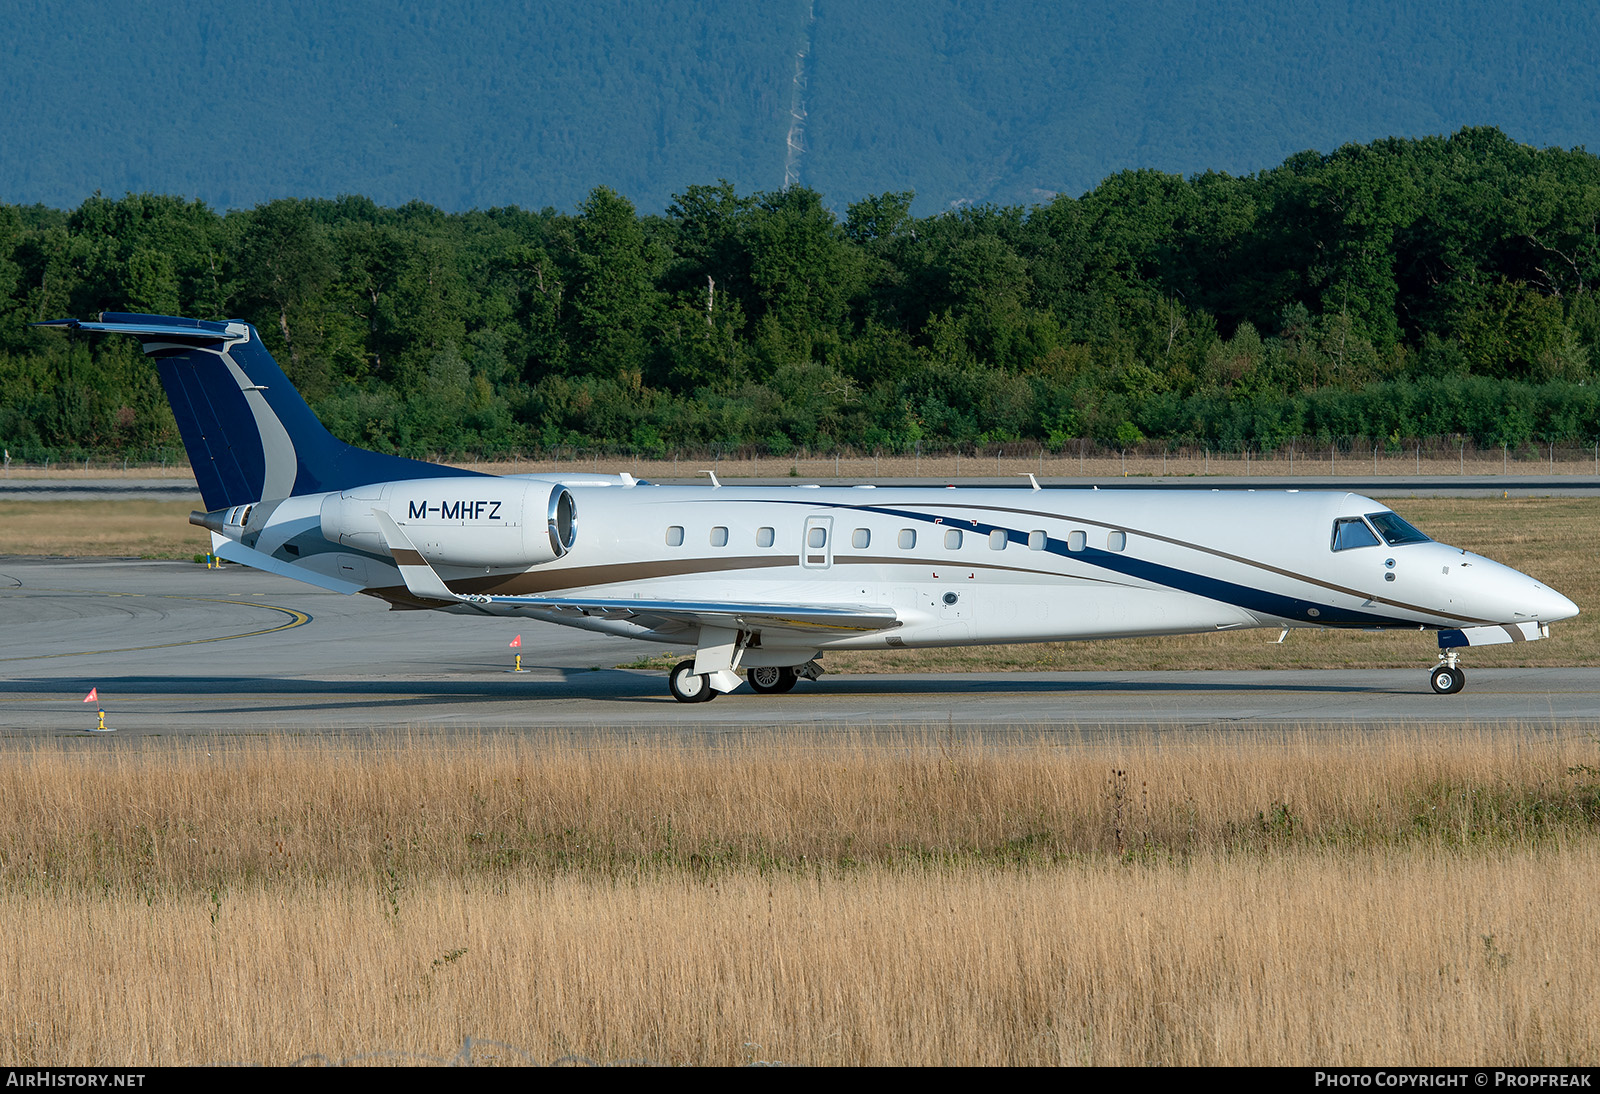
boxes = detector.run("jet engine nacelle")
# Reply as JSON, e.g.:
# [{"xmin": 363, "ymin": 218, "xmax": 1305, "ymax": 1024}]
[{"xmin": 319, "ymin": 478, "xmax": 576, "ymax": 566}]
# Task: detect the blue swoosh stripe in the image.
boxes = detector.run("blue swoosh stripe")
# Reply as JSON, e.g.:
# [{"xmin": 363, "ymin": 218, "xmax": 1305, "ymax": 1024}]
[{"xmin": 757, "ymin": 497, "xmax": 1410, "ymax": 627}]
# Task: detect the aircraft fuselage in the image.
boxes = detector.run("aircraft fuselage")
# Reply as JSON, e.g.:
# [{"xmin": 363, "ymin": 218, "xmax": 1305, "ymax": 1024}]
[{"xmin": 41, "ymin": 313, "xmax": 1578, "ymax": 702}]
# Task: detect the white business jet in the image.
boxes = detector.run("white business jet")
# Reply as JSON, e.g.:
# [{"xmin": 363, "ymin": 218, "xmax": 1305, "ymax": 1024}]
[{"xmin": 41, "ymin": 314, "xmax": 1578, "ymax": 702}]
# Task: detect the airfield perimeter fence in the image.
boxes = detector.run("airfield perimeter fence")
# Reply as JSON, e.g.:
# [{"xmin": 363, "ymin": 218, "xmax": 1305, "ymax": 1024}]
[{"xmin": 6, "ymin": 437, "xmax": 1600, "ymax": 481}]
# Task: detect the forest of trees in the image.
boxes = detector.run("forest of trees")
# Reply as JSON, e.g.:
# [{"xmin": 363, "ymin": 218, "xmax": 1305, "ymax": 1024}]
[{"xmin": 4, "ymin": 128, "xmax": 1600, "ymax": 463}]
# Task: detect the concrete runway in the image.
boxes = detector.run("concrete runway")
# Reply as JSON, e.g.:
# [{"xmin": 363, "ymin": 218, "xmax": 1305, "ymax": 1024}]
[{"xmin": 2, "ymin": 557, "xmax": 1595, "ymax": 738}]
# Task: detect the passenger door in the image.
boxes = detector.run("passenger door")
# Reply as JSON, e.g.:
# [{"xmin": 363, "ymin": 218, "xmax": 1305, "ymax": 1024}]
[{"xmin": 802, "ymin": 515, "xmax": 833, "ymax": 569}]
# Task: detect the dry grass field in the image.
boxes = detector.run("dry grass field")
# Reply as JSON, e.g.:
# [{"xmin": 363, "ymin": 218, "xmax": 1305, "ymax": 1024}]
[
  {"xmin": 4, "ymin": 473, "xmax": 1594, "ymax": 1064},
  {"xmin": 2, "ymin": 730, "xmax": 1598, "ymax": 1065},
  {"xmin": 0, "ymin": 500, "xmax": 208, "ymax": 559}
]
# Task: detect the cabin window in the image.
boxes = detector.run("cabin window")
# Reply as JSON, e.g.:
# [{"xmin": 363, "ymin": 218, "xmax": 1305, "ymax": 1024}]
[
  {"xmin": 898, "ymin": 529, "xmax": 916, "ymax": 549},
  {"xmin": 756, "ymin": 526, "xmax": 775, "ymax": 548},
  {"xmin": 710, "ymin": 526, "xmax": 728, "ymax": 547},
  {"xmin": 989, "ymin": 529, "xmax": 1008, "ymax": 550},
  {"xmin": 1067, "ymin": 530, "xmax": 1086, "ymax": 552},
  {"xmin": 852, "ymin": 528, "xmax": 871, "ymax": 549},
  {"xmin": 1366, "ymin": 512, "xmax": 1431, "ymax": 546},
  {"xmin": 808, "ymin": 527, "xmax": 827, "ymax": 549},
  {"xmin": 1107, "ymin": 531, "xmax": 1127, "ymax": 552},
  {"xmin": 944, "ymin": 528, "xmax": 963, "ymax": 550},
  {"xmin": 1331, "ymin": 518, "xmax": 1380, "ymax": 551},
  {"xmin": 1028, "ymin": 530, "xmax": 1047, "ymax": 551},
  {"xmin": 666, "ymin": 526, "xmax": 684, "ymax": 547}
]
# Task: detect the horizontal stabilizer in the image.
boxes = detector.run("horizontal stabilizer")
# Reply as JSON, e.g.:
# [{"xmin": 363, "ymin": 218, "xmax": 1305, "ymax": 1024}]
[
  {"xmin": 34, "ymin": 314, "xmax": 242, "ymax": 345},
  {"xmin": 213, "ymin": 539, "xmax": 365, "ymax": 595}
]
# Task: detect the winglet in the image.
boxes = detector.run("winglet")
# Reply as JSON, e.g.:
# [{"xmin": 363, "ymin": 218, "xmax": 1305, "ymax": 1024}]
[{"xmin": 372, "ymin": 510, "xmax": 465, "ymax": 603}]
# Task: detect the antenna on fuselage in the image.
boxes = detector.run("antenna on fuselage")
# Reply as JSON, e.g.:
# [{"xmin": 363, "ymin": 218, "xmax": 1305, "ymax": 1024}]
[{"xmin": 699, "ymin": 470, "xmax": 722, "ymax": 488}]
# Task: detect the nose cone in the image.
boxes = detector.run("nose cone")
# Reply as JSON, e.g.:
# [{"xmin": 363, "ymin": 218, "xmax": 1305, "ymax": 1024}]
[
  {"xmin": 1434, "ymin": 547, "xmax": 1579, "ymax": 626},
  {"xmin": 1530, "ymin": 581, "xmax": 1580, "ymax": 622},
  {"xmin": 1483, "ymin": 558, "xmax": 1578, "ymax": 624}
]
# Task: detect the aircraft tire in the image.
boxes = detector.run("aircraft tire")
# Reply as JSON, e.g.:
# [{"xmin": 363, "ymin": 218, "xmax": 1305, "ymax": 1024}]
[
  {"xmin": 1430, "ymin": 665, "xmax": 1466, "ymax": 695},
  {"xmin": 746, "ymin": 665, "xmax": 799, "ymax": 694},
  {"xmin": 669, "ymin": 660, "xmax": 716, "ymax": 703}
]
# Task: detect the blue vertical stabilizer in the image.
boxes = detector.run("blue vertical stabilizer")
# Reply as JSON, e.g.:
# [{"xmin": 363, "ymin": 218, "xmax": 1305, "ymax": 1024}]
[{"xmin": 37, "ymin": 313, "xmax": 483, "ymax": 511}]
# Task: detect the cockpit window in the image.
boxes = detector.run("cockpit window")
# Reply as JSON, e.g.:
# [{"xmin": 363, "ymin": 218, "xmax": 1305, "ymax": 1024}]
[
  {"xmin": 1366, "ymin": 511, "xmax": 1431, "ymax": 546},
  {"xmin": 1331, "ymin": 517, "xmax": 1380, "ymax": 551}
]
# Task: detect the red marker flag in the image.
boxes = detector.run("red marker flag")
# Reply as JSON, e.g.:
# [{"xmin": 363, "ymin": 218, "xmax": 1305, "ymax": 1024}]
[
  {"xmin": 83, "ymin": 687, "xmax": 98, "ymax": 703},
  {"xmin": 509, "ymin": 635, "xmax": 522, "ymax": 648}
]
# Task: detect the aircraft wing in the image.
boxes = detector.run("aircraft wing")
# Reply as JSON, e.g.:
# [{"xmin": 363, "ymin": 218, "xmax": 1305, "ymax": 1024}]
[
  {"xmin": 369, "ymin": 509, "xmax": 899, "ymax": 635},
  {"xmin": 479, "ymin": 595, "xmax": 900, "ymax": 634}
]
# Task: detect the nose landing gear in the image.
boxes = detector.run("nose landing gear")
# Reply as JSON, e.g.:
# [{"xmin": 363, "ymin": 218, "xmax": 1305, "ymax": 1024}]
[{"xmin": 1430, "ymin": 651, "xmax": 1466, "ymax": 695}]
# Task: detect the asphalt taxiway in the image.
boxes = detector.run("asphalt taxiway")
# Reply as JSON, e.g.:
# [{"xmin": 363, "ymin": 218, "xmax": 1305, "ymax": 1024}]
[{"xmin": 1, "ymin": 558, "xmax": 1595, "ymax": 738}]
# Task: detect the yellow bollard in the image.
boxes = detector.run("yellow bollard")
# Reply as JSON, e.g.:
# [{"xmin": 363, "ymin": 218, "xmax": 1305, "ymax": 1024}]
[
  {"xmin": 97, "ymin": 708, "xmax": 105, "ymax": 732},
  {"xmin": 515, "ymin": 653, "xmax": 522, "ymax": 672}
]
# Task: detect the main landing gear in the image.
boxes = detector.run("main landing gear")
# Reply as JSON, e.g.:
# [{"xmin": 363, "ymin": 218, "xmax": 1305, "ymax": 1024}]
[
  {"xmin": 669, "ymin": 660, "xmax": 715, "ymax": 703},
  {"xmin": 667, "ymin": 660, "xmax": 819, "ymax": 703},
  {"xmin": 745, "ymin": 665, "xmax": 799, "ymax": 694}
]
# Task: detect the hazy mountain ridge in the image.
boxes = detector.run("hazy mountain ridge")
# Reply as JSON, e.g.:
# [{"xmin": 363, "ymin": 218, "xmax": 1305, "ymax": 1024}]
[{"xmin": 2, "ymin": 1, "xmax": 1597, "ymax": 214}]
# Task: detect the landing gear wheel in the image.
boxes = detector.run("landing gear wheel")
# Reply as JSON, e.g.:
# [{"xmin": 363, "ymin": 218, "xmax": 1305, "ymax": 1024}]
[
  {"xmin": 669, "ymin": 660, "xmax": 716, "ymax": 703},
  {"xmin": 1430, "ymin": 665, "xmax": 1466, "ymax": 695},
  {"xmin": 746, "ymin": 665, "xmax": 799, "ymax": 694}
]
